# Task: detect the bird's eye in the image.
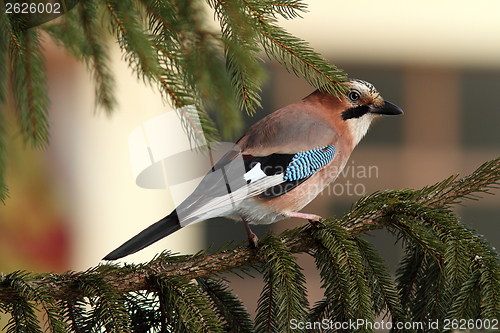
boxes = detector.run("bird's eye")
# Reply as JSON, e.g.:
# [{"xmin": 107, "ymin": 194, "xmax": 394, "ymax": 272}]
[{"xmin": 348, "ymin": 91, "xmax": 360, "ymax": 102}]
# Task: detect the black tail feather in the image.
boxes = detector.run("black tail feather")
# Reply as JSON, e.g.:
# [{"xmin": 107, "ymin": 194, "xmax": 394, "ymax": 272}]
[{"xmin": 103, "ymin": 211, "xmax": 181, "ymax": 260}]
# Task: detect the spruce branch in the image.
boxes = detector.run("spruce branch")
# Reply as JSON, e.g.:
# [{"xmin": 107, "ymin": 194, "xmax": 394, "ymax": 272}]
[
  {"xmin": 0, "ymin": 157, "xmax": 500, "ymax": 330},
  {"xmin": 78, "ymin": 0, "xmax": 116, "ymax": 114},
  {"xmin": 0, "ymin": 271, "xmax": 50, "ymax": 333},
  {"xmin": 396, "ymin": 243, "xmax": 426, "ymax": 313},
  {"xmin": 411, "ymin": 253, "xmax": 449, "ymax": 322},
  {"xmin": 310, "ymin": 223, "xmax": 375, "ymax": 327},
  {"xmin": 42, "ymin": 8, "xmax": 93, "ymax": 62},
  {"xmin": 1, "ymin": 154, "xmax": 498, "ymax": 299},
  {"xmin": 208, "ymin": 0, "xmax": 266, "ymax": 116},
  {"xmin": 355, "ymin": 237, "xmax": 404, "ymax": 322},
  {"xmin": 62, "ymin": 299, "xmax": 87, "ymax": 333},
  {"xmin": 447, "ymin": 269, "xmax": 482, "ymax": 319},
  {"xmin": 258, "ymin": 0, "xmax": 308, "ymax": 20},
  {"xmin": 340, "ymin": 158, "xmax": 500, "ymax": 236},
  {"xmin": 155, "ymin": 276, "xmax": 223, "ymax": 333},
  {"xmin": 197, "ymin": 277, "xmax": 255, "ymax": 333},
  {"xmin": 105, "ymin": 0, "xmax": 160, "ymax": 79},
  {"xmin": 123, "ymin": 291, "xmax": 161, "ymax": 332},
  {"xmin": 242, "ymin": 0, "xmax": 347, "ymax": 97},
  {"xmin": 10, "ymin": 26, "xmax": 50, "ymax": 149},
  {"xmin": 254, "ymin": 235, "xmax": 309, "ymax": 333}
]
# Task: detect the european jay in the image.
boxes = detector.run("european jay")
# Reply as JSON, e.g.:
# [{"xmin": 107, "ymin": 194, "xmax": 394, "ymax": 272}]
[{"xmin": 104, "ymin": 79, "xmax": 403, "ymax": 260}]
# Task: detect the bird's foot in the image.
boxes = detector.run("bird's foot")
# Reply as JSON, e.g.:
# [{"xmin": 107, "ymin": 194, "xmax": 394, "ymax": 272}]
[
  {"xmin": 288, "ymin": 211, "xmax": 325, "ymax": 227},
  {"xmin": 247, "ymin": 232, "xmax": 259, "ymax": 248},
  {"xmin": 243, "ymin": 218, "xmax": 259, "ymax": 248}
]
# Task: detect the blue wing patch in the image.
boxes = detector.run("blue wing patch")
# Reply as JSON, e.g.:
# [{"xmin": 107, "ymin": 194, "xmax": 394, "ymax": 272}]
[{"xmin": 284, "ymin": 145, "xmax": 336, "ymax": 181}]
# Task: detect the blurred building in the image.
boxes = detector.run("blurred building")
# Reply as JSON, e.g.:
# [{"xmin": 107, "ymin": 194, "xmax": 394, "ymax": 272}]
[{"xmin": 206, "ymin": 0, "xmax": 500, "ymax": 319}]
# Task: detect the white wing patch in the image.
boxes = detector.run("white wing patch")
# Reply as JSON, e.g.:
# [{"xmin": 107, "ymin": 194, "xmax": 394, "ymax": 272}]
[
  {"xmin": 180, "ymin": 173, "xmax": 283, "ymax": 224},
  {"xmin": 243, "ymin": 162, "xmax": 267, "ymax": 183}
]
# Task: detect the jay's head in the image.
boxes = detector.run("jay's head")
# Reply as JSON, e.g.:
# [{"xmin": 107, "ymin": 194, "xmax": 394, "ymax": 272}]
[
  {"xmin": 335, "ymin": 79, "xmax": 403, "ymax": 145},
  {"xmin": 341, "ymin": 79, "xmax": 403, "ymax": 120}
]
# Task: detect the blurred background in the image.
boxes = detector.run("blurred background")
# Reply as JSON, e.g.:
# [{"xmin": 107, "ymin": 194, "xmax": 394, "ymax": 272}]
[{"xmin": 1, "ymin": 0, "xmax": 499, "ymax": 329}]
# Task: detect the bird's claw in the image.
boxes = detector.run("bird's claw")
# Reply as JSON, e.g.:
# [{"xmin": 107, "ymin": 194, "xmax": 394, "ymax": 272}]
[
  {"xmin": 308, "ymin": 219, "xmax": 326, "ymax": 227},
  {"xmin": 248, "ymin": 232, "xmax": 259, "ymax": 248}
]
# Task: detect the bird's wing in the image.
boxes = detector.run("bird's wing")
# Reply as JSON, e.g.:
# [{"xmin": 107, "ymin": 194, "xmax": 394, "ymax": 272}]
[
  {"xmin": 176, "ymin": 144, "xmax": 336, "ymax": 224},
  {"xmin": 176, "ymin": 102, "xmax": 340, "ymax": 224},
  {"xmin": 236, "ymin": 100, "xmax": 340, "ymax": 198},
  {"xmin": 237, "ymin": 98, "xmax": 338, "ymax": 155},
  {"xmin": 246, "ymin": 145, "xmax": 337, "ymax": 199}
]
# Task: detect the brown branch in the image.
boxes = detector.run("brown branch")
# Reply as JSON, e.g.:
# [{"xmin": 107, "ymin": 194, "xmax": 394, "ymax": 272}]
[
  {"xmin": 0, "ymin": 229, "xmax": 314, "ymax": 302},
  {"xmin": 0, "ymin": 158, "xmax": 498, "ymax": 303},
  {"xmin": 106, "ymin": 2, "xmax": 127, "ymax": 35}
]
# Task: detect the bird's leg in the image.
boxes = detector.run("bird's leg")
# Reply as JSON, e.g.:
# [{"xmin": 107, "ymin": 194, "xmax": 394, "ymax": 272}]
[
  {"xmin": 242, "ymin": 218, "xmax": 258, "ymax": 247},
  {"xmin": 288, "ymin": 212, "xmax": 325, "ymax": 226}
]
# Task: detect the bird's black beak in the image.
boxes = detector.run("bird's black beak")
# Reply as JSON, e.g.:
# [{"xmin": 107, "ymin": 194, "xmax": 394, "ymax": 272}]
[{"xmin": 370, "ymin": 101, "xmax": 403, "ymax": 116}]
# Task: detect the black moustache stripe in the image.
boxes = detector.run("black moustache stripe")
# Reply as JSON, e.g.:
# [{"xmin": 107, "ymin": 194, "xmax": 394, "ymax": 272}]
[{"xmin": 341, "ymin": 105, "xmax": 369, "ymax": 120}]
